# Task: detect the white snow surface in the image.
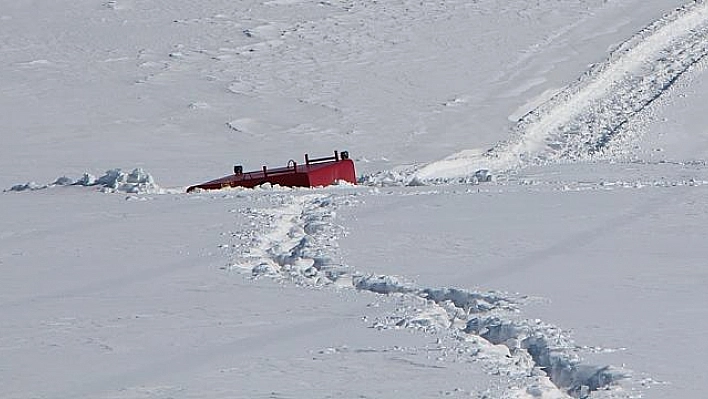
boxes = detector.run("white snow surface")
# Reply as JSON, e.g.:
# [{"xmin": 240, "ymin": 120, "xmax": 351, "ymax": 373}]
[{"xmin": 2, "ymin": 1, "xmax": 708, "ymax": 398}]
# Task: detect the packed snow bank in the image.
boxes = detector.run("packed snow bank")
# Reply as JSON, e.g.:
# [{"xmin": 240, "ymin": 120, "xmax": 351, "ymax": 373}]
[
  {"xmin": 225, "ymin": 191, "xmax": 628, "ymax": 398},
  {"xmin": 409, "ymin": 1, "xmax": 708, "ymax": 184},
  {"xmin": 5, "ymin": 168, "xmax": 161, "ymax": 194}
]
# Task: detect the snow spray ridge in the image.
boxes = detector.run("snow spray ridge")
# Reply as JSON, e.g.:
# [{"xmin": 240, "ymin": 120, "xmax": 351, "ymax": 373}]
[
  {"xmin": 226, "ymin": 192, "xmax": 627, "ymax": 398},
  {"xmin": 5, "ymin": 168, "xmax": 161, "ymax": 194},
  {"xmin": 407, "ymin": 1, "xmax": 708, "ymax": 184}
]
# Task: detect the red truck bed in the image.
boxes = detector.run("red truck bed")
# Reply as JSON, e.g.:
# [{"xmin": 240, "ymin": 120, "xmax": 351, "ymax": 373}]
[{"xmin": 187, "ymin": 151, "xmax": 356, "ymax": 192}]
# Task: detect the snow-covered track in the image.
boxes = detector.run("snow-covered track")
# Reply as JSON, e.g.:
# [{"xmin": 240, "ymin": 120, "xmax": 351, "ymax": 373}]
[{"xmin": 409, "ymin": 1, "xmax": 708, "ymax": 183}]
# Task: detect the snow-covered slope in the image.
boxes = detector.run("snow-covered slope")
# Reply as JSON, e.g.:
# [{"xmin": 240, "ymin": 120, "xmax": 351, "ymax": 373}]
[
  {"xmin": 405, "ymin": 1, "xmax": 708, "ymax": 184},
  {"xmin": 3, "ymin": 1, "xmax": 708, "ymax": 398},
  {"xmin": 0, "ymin": 0, "xmax": 686, "ymax": 187}
]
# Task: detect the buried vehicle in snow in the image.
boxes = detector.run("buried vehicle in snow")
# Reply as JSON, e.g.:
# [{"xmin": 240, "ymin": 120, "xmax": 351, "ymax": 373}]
[{"xmin": 186, "ymin": 150, "xmax": 356, "ymax": 192}]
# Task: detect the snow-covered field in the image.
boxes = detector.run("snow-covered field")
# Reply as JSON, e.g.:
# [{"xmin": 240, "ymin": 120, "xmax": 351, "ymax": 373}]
[{"xmin": 2, "ymin": 1, "xmax": 708, "ymax": 398}]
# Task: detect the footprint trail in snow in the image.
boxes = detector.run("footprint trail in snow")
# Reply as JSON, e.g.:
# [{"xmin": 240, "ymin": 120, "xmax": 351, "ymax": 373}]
[{"xmin": 224, "ymin": 191, "xmax": 629, "ymax": 399}]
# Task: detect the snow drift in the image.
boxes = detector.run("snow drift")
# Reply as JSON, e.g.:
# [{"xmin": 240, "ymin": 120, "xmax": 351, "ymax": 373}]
[{"xmin": 5, "ymin": 168, "xmax": 161, "ymax": 194}]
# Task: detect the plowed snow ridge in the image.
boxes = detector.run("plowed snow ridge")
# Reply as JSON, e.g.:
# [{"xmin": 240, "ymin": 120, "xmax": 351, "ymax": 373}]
[{"xmin": 362, "ymin": 1, "xmax": 708, "ymax": 185}]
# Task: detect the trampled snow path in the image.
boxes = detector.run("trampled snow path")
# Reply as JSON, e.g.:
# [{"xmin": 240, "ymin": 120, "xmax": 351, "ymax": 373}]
[
  {"xmin": 225, "ymin": 191, "xmax": 629, "ymax": 398},
  {"xmin": 227, "ymin": 192, "xmax": 353, "ymax": 286},
  {"xmin": 362, "ymin": 1, "xmax": 708, "ymax": 185}
]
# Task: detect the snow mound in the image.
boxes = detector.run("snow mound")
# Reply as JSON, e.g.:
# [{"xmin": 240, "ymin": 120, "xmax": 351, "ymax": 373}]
[
  {"xmin": 6, "ymin": 182, "xmax": 43, "ymax": 192},
  {"xmin": 90, "ymin": 168, "xmax": 160, "ymax": 194},
  {"xmin": 421, "ymin": 287, "xmax": 511, "ymax": 314},
  {"xmin": 353, "ymin": 274, "xmax": 417, "ymax": 295},
  {"xmin": 358, "ymin": 169, "xmax": 418, "ymax": 186},
  {"xmin": 5, "ymin": 168, "xmax": 161, "ymax": 194}
]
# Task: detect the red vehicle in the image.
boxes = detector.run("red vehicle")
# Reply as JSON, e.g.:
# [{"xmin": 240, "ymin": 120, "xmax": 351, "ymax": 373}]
[{"xmin": 187, "ymin": 151, "xmax": 356, "ymax": 192}]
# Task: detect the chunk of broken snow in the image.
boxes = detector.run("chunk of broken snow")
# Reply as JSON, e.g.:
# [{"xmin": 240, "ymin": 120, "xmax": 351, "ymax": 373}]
[
  {"xmin": 354, "ymin": 274, "xmax": 416, "ymax": 295},
  {"xmin": 6, "ymin": 182, "xmax": 44, "ymax": 192},
  {"xmin": 52, "ymin": 176, "xmax": 74, "ymax": 186},
  {"xmin": 94, "ymin": 168, "xmax": 159, "ymax": 194}
]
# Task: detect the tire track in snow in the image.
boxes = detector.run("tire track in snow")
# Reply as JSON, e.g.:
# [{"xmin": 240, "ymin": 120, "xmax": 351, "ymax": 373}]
[
  {"xmin": 364, "ymin": 1, "xmax": 708, "ymax": 185},
  {"xmin": 226, "ymin": 191, "xmax": 628, "ymax": 398}
]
